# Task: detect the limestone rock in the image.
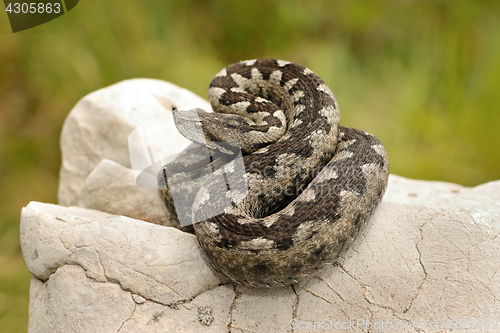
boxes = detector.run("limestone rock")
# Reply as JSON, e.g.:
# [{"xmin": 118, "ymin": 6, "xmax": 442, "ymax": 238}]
[
  {"xmin": 82, "ymin": 158, "xmax": 173, "ymax": 226},
  {"xmin": 22, "ymin": 79, "xmax": 500, "ymax": 332},
  {"xmin": 22, "ymin": 196, "xmax": 500, "ymax": 332},
  {"xmin": 58, "ymin": 79, "xmax": 211, "ymax": 226}
]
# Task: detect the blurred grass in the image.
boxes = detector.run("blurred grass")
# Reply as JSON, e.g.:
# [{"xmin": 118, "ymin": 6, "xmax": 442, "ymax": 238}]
[{"xmin": 1, "ymin": 0, "xmax": 500, "ymax": 331}]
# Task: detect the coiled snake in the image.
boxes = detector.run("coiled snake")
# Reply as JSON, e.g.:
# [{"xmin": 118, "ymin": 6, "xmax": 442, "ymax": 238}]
[{"xmin": 159, "ymin": 59, "xmax": 389, "ymax": 287}]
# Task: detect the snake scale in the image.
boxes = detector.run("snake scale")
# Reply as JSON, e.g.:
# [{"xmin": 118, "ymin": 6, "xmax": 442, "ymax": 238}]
[{"xmin": 159, "ymin": 59, "xmax": 389, "ymax": 287}]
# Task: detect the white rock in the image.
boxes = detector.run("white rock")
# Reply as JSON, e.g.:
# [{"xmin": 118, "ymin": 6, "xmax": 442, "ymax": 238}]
[
  {"xmin": 22, "ymin": 79, "xmax": 500, "ymax": 332},
  {"xmin": 22, "ymin": 196, "xmax": 500, "ymax": 332},
  {"xmin": 58, "ymin": 79, "xmax": 212, "ymax": 223},
  {"xmin": 82, "ymin": 158, "xmax": 174, "ymax": 227}
]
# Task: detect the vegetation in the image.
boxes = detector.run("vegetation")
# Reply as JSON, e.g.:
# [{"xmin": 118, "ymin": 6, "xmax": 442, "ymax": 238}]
[{"xmin": 1, "ymin": 1, "xmax": 499, "ymax": 331}]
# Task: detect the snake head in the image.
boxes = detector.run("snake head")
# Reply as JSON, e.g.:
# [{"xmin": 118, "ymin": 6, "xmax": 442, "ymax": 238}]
[{"xmin": 172, "ymin": 107, "xmax": 237, "ymax": 155}]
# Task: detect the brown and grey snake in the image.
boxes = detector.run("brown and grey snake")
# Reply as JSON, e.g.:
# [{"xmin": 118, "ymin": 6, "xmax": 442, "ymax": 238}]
[{"xmin": 159, "ymin": 59, "xmax": 389, "ymax": 287}]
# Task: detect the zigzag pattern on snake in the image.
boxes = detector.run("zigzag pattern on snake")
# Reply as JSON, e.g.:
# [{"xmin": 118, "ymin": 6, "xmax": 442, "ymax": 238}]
[{"xmin": 159, "ymin": 59, "xmax": 389, "ymax": 287}]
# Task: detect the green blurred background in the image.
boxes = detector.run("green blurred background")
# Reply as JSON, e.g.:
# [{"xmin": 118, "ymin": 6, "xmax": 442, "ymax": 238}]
[{"xmin": 1, "ymin": 0, "xmax": 500, "ymax": 331}]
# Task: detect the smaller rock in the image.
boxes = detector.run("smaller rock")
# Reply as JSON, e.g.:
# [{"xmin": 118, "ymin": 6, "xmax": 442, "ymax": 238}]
[
  {"xmin": 82, "ymin": 159, "xmax": 177, "ymax": 227},
  {"xmin": 58, "ymin": 79, "xmax": 211, "ymax": 222}
]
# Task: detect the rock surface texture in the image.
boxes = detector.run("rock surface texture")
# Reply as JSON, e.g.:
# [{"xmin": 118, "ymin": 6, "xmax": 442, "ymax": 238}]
[{"xmin": 22, "ymin": 79, "xmax": 500, "ymax": 332}]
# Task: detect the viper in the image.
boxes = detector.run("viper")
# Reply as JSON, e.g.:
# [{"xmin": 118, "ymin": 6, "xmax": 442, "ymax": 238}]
[{"xmin": 159, "ymin": 59, "xmax": 389, "ymax": 287}]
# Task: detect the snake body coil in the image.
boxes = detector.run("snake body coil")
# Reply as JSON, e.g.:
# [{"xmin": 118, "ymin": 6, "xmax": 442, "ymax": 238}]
[{"xmin": 159, "ymin": 59, "xmax": 389, "ymax": 287}]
